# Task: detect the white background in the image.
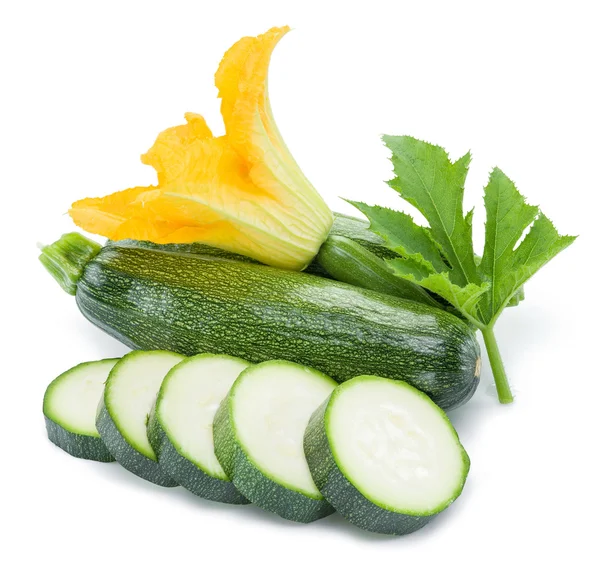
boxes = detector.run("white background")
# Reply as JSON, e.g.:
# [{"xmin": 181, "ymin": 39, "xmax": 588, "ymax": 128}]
[{"xmin": 1, "ymin": 1, "xmax": 598, "ymax": 567}]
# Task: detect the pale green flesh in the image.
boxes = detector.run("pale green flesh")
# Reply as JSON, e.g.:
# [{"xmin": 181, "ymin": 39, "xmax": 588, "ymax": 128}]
[
  {"xmin": 105, "ymin": 351, "xmax": 184, "ymax": 459},
  {"xmin": 232, "ymin": 361, "xmax": 337, "ymax": 498},
  {"xmin": 44, "ymin": 359, "xmax": 118, "ymax": 436},
  {"xmin": 327, "ymin": 377, "xmax": 468, "ymax": 515},
  {"xmin": 158, "ymin": 354, "xmax": 249, "ymax": 479}
]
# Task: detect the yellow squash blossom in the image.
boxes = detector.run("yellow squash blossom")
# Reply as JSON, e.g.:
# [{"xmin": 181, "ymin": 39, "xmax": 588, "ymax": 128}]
[{"xmin": 69, "ymin": 26, "xmax": 333, "ymax": 270}]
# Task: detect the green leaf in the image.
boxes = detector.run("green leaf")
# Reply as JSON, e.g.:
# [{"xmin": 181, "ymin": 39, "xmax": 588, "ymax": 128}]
[
  {"xmin": 384, "ymin": 135, "xmax": 479, "ymax": 287},
  {"xmin": 386, "ymin": 256, "xmax": 437, "ymax": 281},
  {"xmin": 479, "ymin": 168, "xmax": 539, "ymax": 321},
  {"xmin": 351, "ymin": 134, "xmax": 577, "ymax": 403},
  {"xmin": 347, "ymin": 201, "xmax": 447, "ymax": 273},
  {"xmin": 506, "ymin": 214, "xmax": 576, "ymax": 311},
  {"xmin": 507, "ymin": 286, "xmax": 525, "ymax": 307},
  {"xmin": 479, "ymin": 169, "xmax": 577, "ymax": 324},
  {"xmin": 476, "ymin": 250, "xmax": 524, "ymax": 308},
  {"xmin": 387, "ymin": 258, "xmax": 489, "ymax": 323}
]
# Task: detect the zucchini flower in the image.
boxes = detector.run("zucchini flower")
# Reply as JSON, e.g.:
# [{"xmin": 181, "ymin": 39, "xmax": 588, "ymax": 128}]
[{"xmin": 69, "ymin": 27, "xmax": 333, "ymax": 270}]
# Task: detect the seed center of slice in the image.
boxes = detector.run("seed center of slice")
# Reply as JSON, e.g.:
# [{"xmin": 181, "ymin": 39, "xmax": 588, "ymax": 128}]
[{"xmin": 233, "ymin": 363, "xmax": 336, "ymax": 496}]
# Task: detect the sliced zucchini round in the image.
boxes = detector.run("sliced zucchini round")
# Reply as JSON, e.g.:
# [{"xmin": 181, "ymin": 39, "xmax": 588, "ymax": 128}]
[
  {"xmin": 213, "ymin": 360, "xmax": 336, "ymax": 523},
  {"xmin": 96, "ymin": 350, "xmax": 184, "ymax": 486},
  {"xmin": 147, "ymin": 354, "xmax": 250, "ymax": 504},
  {"xmin": 43, "ymin": 359, "xmax": 119, "ymax": 462},
  {"xmin": 304, "ymin": 376, "xmax": 470, "ymax": 535}
]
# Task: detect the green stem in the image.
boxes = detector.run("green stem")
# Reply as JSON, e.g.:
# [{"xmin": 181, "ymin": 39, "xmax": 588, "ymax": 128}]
[
  {"xmin": 481, "ymin": 326, "xmax": 514, "ymax": 404},
  {"xmin": 39, "ymin": 232, "xmax": 101, "ymax": 295}
]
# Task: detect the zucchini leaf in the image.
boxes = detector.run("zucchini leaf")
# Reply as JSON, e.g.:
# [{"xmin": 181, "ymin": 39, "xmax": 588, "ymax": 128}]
[
  {"xmin": 478, "ymin": 168, "xmax": 575, "ymax": 323},
  {"xmin": 352, "ymin": 135, "xmax": 576, "ymax": 402}
]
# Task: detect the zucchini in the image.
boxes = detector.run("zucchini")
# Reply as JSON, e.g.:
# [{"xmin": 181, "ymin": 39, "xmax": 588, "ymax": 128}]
[
  {"xmin": 43, "ymin": 359, "xmax": 118, "ymax": 462},
  {"xmin": 40, "ymin": 233, "xmax": 481, "ymax": 410},
  {"xmin": 96, "ymin": 350, "xmax": 184, "ymax": 486},
  {"xmin": 213, "ymin": 360, "xmax": 336, "ymax": 522},
  {"xmin": 147, "ymin": 354, "xmax": 250, "ymax": 504},
  {"xmin": 317, "ymin": 235, "xmax": 443, "ymax": 308},
  {"xmin": 304, "ymin": 375, "xmax": 470, "ymax": 535}
]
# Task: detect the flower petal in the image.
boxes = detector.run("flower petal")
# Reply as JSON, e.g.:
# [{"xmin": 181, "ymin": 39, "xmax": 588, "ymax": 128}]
[
  {"xmin": 141, "ymin": 112, "xmax": 213, "ymax": 185},
  {"xmin": 215, "ymin": 26, "xmax": 333, "ymax": 238},
  {"xmin": 69, "ymin": 186, "xmax": 160, "ymax": 238}
]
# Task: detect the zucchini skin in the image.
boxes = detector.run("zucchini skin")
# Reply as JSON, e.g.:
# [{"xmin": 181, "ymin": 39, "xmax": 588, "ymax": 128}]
[
  {"xmin": 45, "ymin": 418, "xmax": 114, "ymax": 463},
  {"xmin": 96, "ymin": 400, "xmax": 179, "ymax": 487},
  {"xmin": 146, "ymin": 405, "xmax": 250, "ymax": 504},
  {"xmin": 213, "ymin": 392, "xmax": 334, "ymax": 523},
  {"xmin": 76, "ymin": 244, "xmax": 480, "ymax": 410}
]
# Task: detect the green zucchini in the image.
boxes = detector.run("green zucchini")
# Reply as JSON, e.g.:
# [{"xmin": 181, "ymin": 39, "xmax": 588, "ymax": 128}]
[
  {"xmin": 213, "ymin": 360, "xmax": 336, "ymax": 522},
  {"xmin": 147, "ymin": 354, "xmax": 250, "ymax": 504},
  {"xmin": 96, "ymin": 350, "xmax": 184, "ymax": 486},
  {"xmin": 317, "ymin": 235, "xmax": 443, "ymax": 308},
  {"xmin": 304, "ymin": 375, "xmax": 470, "ymax": 535},
  {"xmin": 40, "ymin": 233, "xmax": 481, "ymax": 410},
  {"xmin": 43, "ymin": 358, "xmax": 118, "ymax": 462}
]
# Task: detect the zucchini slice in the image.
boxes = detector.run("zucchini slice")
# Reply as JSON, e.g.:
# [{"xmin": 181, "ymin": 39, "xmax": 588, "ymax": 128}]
[
  {"xmin": 147, "ymin": 354, "xmax": 250, "ymax": 504},
  {"xmin": 43, "ymin": 359, "xmax": 118, "ymax": 462},
  {"xmin": 304, "ymin": 376, "xmax": 470, "ymax": 535},
  {"xmin": 96, "ymin": 350, "xmax": 184, "ymax": 486},
  {"xmin": 213, "ymin": 360, "xmax": 337, "ymax": 523}
]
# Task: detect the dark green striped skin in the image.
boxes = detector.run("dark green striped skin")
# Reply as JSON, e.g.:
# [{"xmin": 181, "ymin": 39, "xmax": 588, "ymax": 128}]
[
  {"xmin": 75, "ymin": 244, "xmax": 480, "ymax": 410},
  {"xmin": 96, "ymin": 400, "xmax": 178, "ymax": 487},
  {"xmin": 146, "ymin": 403, "xmax": 250, "ymax": 504},
  {"xmin": 45, "ymin": 417, "xmax": 114, "ymax": 462},
  {"xmin": 317, "ymin": 235, "xmax": 442, "ymax": 308},
  {"xmin": 213, "ymin": 392, "xmax": 334, "ymax": 523},
  {"xmin": 304, "ymin": 397, "xmax": 431, "ymax": 535}
]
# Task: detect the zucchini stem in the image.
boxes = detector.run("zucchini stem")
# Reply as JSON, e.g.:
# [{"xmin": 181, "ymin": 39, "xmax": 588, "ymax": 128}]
[
  {"xmin": 39, "ymin": 232, "xmax": 101, "ymax": 295},
  {"xmin": 481, "ymin": 326, "xmax": 514, "ymax": 404}
]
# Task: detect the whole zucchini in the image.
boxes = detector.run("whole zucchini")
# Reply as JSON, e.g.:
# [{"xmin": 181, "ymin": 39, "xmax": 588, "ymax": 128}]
[{"xmin": 40, "ymin": 233, "xmax": 481, "ymax": 410}]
